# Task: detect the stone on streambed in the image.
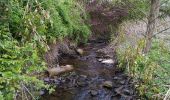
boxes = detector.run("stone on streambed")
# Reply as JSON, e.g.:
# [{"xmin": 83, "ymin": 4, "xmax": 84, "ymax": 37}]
[
  {"xmin": 40, "ymin": 90, "xmax": 45, "ymax": 95},
  {"xmin": 76, "ymin": 48, "xmax": 84, "ymax": 55},
  {"xmin": 101, "ymin": 59, "xmax": 114, "ymax": 64},
  {"xmin": 89, "ymin": 90, "xmax": 98, "ymax": 96},
  {"xmin": 98, "ymin": 58, "xmax": 103, "ymax": 62},
  {"xmin": 47, "ymin": 65, "xmax": 73, "ymax": 77},
  {"xmin": 103, "ymin": 81, "xmax": 113, "ymax": 88},
  {"xmin": 123, "ymin": 89, "xmax": 131, "ymax": 96},
  {"xmin": 77, "ymin": 81, "xmax": 88, "ymax": 87}
]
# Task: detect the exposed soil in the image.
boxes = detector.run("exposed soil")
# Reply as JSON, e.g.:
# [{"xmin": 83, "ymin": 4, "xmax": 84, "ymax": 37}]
[{"xmin": 41, "ymin": 39, "xmax": 137, "ymax": 100}]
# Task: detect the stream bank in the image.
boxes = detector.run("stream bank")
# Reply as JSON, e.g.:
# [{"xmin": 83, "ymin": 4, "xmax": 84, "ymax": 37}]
[{"xmin": 41, "ymin": 39, "xmax": 137, "ymax": 100}]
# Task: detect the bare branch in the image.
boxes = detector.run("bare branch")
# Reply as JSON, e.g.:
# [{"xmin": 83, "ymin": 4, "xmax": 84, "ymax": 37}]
[{"xmin": 152, "ymin": 27, "xmax": 170, "ymax": 37}]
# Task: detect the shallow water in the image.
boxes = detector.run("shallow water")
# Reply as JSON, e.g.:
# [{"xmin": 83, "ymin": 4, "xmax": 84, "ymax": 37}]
[{"xmin": 41, "ymin": 40, "xmax": 136, "ymax": 100}]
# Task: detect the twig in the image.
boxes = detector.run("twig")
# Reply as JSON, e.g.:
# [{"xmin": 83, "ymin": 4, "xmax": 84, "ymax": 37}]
[
  {"xmin": 22, "ymin": 82, "xmax": 36, "ymax": 100},
  {"xmin": 152, "ymin": 27, "xmax": 170, "ymax": 37},
  {"xmin": 164, "ymin": 88, "xmax": 170, "ymax": 100},
  {"xmin": 23, "ymin": 87, "xmax": 29, "ymax": 100}
]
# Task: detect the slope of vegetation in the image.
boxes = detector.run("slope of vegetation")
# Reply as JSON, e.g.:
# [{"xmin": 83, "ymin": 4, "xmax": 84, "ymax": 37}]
[
  {"xmin": 116, "ymin": 36, "xmax": 170, "ymax": 99},
  {"xmin": 1, "ymin": 0, "xmax": 169, "ymax": 99},
  {"xmin": 113, "ymin": 0, "xmax": 170, "ymax": 99},
  {"xmin": 0, "ymin": 0, "xmax": 90, "ymax": 99}
]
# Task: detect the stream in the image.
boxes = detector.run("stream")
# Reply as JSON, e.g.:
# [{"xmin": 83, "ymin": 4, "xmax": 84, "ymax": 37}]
[{"xmin": 41, "ymin": 39, "xmax": 137, "ymax": 100}]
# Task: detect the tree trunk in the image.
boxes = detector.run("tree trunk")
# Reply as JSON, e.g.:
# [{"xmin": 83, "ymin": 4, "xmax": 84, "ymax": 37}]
[{"xmin": 144, "ymin": 0, "xmax": 160, "ymax": 53}]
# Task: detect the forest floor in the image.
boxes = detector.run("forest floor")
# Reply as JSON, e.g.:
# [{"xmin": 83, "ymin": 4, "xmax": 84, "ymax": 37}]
[{"xmin": 41, "ymin": 39, "xmax": 137, "ymax": 100}]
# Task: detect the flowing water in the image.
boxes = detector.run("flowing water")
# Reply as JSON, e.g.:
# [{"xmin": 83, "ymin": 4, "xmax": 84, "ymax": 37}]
[{"xmin": 41, "ymin": 39, "xmax": 137, "ymax": 100}]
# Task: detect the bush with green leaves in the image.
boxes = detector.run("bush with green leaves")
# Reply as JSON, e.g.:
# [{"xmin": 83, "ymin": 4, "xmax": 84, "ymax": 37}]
[
  {"xmin": 116, "ymin": 38, "xmax": 170, "ymax": 99},
  {"xmin": 0, "ymin": 24, "xmax": 51, "ymax": 99},
  {"xmin": 0, "ymin": 0, "xmax": 90, "ymax": 99}
]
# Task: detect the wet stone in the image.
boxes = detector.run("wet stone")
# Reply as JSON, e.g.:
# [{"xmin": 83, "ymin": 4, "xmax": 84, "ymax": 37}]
[
  {"xmin": 123, "ymin": 89, "xmax": 131, "ymax": 96},
  {"xmin": 115, "ymin": 86, "xmax": 124, "ymax": 94},
  {"xmin": 40, "ymin": 90, "xmax": 45, "ymax": 95},
  {"xmin": 98, "ymin": 58, "xmax": 103, "ymax": 62},
  {"xmin": 120, "ymin": 80, "xmax": 125, "ymax": 85},
  {"xmin": 120, "ymin": 96, "xmax": 132, "ymax": 100},
  {"xmin": 113, "ymin": 76, "xmax": 121, "ymax": 80},
  {"xmin": 77, "ymin": 81, "xmax": 88, "ymax": 87},
  {"xmin": 120, "ymin": 96, "xmax": 126, "ymax": 100},
  {"xmin": 80, "ymin": 75, "xmax": 87, "ymax": 78},
  {"xmin": 101, "ymin": 59, "xmax": 114, "ymax": 64},
  {"xmin": 89, "ymin": 90, "xmax": 98, "ymax": 96},
  {"xmin": 54, "ymin": 80, "xmax": 60, "ymax": 85},
  {"xmin": 103, "ymin": 81, "xmax": 113, "ymax": 89},
  {"xmin": 44, "ymin": 78, "xmax": 50, "ymax": 82},
  {"xmin": 76, "ymin": 48, "xmax": 84, "ymax": 55}
]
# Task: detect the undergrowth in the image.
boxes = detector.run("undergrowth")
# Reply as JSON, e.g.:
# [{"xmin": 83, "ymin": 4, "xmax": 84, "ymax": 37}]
[
  {"xmin": 113, "ymin": 1, "xmax": 170, "ymax": 99},
  {"xmin": 116, "ymin": 33, "xmax": 170, "ymax": 99},
  {"xmin": 0, "ymin": 0, "xmax": 90, "ymax": 99}
]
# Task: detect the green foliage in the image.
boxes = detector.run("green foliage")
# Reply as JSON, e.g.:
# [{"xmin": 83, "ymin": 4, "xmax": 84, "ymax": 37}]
[
  {"xmin": 40, "ymin": 0, "xmax": 90, "ymax": 43},
  {"xmin": 0, "ymin": 0, "xmax": 90, "ymax": 99},
  {"xmin": 126, "ymin": 0, "xmax": 150, "ymax": 20},
  {"xmin": 0, "ymin": 24, "xmax": 50, "ymax": 99},
  {"xmin": 160, "ymin": 0, "xmax": 170, "ymax": 17},
  {"xmin": 122, "ymin": 0, "xmax": 170, "ymax": 19},
  {"xmin": 117, "ymin": 38, "xmax": 170, "ymax": 99},
  {"xmin": 117, "ymin": 0, "xmax": 149, "ymax": 20}
]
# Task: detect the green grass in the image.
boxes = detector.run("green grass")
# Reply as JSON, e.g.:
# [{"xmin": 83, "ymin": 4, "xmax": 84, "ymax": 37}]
[
  {"xmin": 145, "ymin": 40, "xmax": 170, "ymax": 98},
  {"xmin": 116, "ymin": 39, "xmax": 170, "ymax": 99}
]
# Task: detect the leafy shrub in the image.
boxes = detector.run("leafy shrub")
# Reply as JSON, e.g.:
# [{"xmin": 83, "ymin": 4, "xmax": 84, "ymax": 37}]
[
  {"xmin": 41, "ymin": 0, "xmax": 90, "ymax": 43},
  {"xmin": 0, "ymin": 0, "xmax": 90, "ymax": 99},
  {"xmin": 116, "ymin": 37, "xmax": 170, "ymax": 99},
  {"xmin": 0, "ymin": 24, "xmax": 51, "ymax": 99},
  {"xmin": 125, "ymin": 0, "xmax": 150, "ymax": 20}
]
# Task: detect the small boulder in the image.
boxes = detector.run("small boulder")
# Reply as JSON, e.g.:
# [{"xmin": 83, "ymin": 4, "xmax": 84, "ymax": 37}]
[
  {"xmin": 40, "ymin": 90, "xmax": 45, "ymax": 95},
  {"xmin": 120, "ymin": 80, "xmax": 125, "ymax": 85},
  {"xmin": 77, "ymin": 81, "xmax": 87, "ymax": 87},
  {"xmin": 47, "ymin": 65, "xmax": 73, "ymax": 77},
  {"xmin": 44, "ymin": 78, "xmax": 50, "ymax": 82},
  {"xmin": 98, "ymin": 58, "xmax": 103, "ymax": 62},
  {"xmin": 103, "ymin": 81, "xmax": 113, "ymax": 88},
  {"xmin": 89, "ymin": 90, "xmax": 98, "ymax": 96},
  {"xmin": 101, "ymin": 59, "xmax": 114, "ymax": 64},
  {"xmin": 115, "ymin": 86, "xmax": 124, "ymax": 94},
  {"xmin": 123, "ymin": 89, "xmax": 131, "ymax": 95},
  {"xmin": 113, "ymin": 76, "xmax": 121, "ymax": 80},
  {"xmin": 76, "ymin": 48, "xmax": 84, "ymax": 55}
]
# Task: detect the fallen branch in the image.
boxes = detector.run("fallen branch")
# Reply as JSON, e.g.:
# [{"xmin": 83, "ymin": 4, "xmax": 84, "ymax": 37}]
[
  {"xmin": 152, "ymin": 27, "xmax": 170, "ymax": 37},
  {"xmin": 164, "ymin": 88, "xmax": 170, "ymax": 100},
  {"xmin": 22, "ymin": 82, "xmax": 36, "ymax": 100}
]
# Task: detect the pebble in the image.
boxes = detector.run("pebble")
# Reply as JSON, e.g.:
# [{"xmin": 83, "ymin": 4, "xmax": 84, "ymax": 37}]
[
  {"xmin": 103, "ymin": 81, "xmax": 113, "ymax": 88},
  {"xmin": 89, "ymin": 90, "xmax": 98, "ymax": 96},
  {"xmin": 76, "ymin": 48, "xmax": 84, "ymax": 55},
  {"xmin": 115, "ymin": 86, "xmax": 124, "ymax": 94},
  {"xmin": 80, "ymin": 75, "xmax": 87, "ymax": 78},
  {"xmin": 98, "ymin": 58, "xmax": 103, "ymax": 62},
  {"xmin": 77, "ymin": 81, "xmax": 87, "ymax": 87},
  {"xmin": 44, "ymin": 78, "xmax": 50, "ymax": 82},
  {"xmin": 113, "ymin": 76, "xmax": 121, "ymax": 80},
  {"xmin": 120, "ymin": 80, "xmax": 125, "ymax": 84},
  {"xmin": 101, "ymin": 59, "xmax": 114, "ymax": 64},
  {"xmin": 123, "ymin": 89, "xmax": 131, "ymax": 95},
  {"xmin": 40, "ymin": 90, "xmax": 45, "ymax": 95}
]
